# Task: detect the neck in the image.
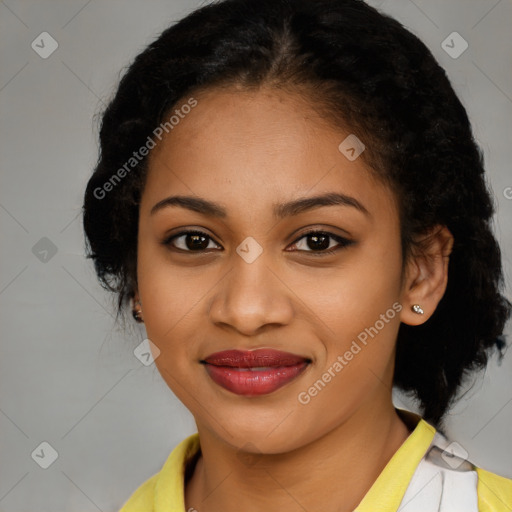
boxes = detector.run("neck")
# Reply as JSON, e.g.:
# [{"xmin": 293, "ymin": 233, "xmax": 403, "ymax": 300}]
[{"xmin": 185, "ymin": 401, "xmax": 411, "ymax": 512}]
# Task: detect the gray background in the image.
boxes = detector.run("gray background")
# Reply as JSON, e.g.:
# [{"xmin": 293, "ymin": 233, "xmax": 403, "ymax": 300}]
[{"xmin": 1, "ymin": 0, "xmax": 511, "ymax": 510}]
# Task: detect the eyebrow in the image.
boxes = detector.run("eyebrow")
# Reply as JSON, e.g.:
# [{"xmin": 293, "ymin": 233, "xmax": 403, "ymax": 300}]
[{"xmin": 150, "ymin": 192, "xmax": 370, "ymax": 218}]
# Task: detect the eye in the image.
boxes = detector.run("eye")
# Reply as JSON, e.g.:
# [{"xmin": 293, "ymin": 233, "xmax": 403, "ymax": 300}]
[
  {"xmin": 162, "ymin": 228, "xmax": 354, "ymax": 255},
  {"xmin": 287, "ymin": 229, "xmax": 354, "ymax": 256},
  {"xmin": 162, "ymin": 230, "xmax": 221, "ymax": 252}
]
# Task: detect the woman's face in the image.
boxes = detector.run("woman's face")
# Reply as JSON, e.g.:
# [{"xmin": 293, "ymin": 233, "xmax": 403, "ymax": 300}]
[{"xmin": 137, "ymin": 86, "xmax": 409, "ymax": 454}]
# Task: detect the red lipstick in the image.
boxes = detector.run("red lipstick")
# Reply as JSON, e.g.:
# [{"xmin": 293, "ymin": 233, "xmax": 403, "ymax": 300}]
[{"xmin": 202, "ymin": 349, "xmax": 310, "ymax": 396}]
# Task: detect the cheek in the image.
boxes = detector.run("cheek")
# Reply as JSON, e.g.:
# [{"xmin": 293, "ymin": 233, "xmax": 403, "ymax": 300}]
[
  {"xmin": 137, "ymin": 234, "xmax": 192, "ymax": 315},
  {"xmin": 311, "ymin": 241, "xmax": 402, "ymax": 331},
  {"xmin": 136, "ymin": 242, "xmax": 199, "ymax": 357},
  {"xmin": 302, "ymin": 238, "xmax": 403, "ymax": 389}
]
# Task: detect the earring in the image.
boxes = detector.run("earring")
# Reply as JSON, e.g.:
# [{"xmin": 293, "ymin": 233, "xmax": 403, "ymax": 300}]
[
  {"xmin": 132, "ymin": 299, "xmax": 144, "ymax": 323},
  {"xmin": 411, "ymin": 304, "xmax": 424, "ymax": 315}
]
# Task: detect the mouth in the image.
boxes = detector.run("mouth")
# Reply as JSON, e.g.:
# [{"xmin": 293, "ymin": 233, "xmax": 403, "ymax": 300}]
[{"xmin": 201, "ymin": 349, "xmax": 311, "ymax": 396}]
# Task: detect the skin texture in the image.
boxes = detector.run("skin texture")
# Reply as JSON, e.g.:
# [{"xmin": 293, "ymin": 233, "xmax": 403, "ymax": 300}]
[{"xmin": 135, "ymin": 85, "xmax": 453, "ymax": 512}]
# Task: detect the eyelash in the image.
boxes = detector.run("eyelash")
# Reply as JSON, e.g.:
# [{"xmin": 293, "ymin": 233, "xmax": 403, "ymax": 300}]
[{"xmin": 161, "ymin": 228, "xmax": 354, "ymax": 256}]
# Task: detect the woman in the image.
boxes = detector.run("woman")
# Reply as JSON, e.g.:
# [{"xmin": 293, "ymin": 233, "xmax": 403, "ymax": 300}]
[{"xmin": 82, "ymin": 0, "xmax": 512, "ymax": 510}]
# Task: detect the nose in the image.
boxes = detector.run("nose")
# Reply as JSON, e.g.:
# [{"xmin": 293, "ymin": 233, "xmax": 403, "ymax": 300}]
[{"xmin": 207, "ymin": 251, "xmax": 294, "ymax": 337}]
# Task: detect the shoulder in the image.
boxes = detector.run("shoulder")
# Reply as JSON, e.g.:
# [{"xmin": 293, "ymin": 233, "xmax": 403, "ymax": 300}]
[
  {"xmin": 476, "ymin": 466, "xmax": 512, "ymax": 512},
  {"xmin": 119, "ymin": 473, "xmax": 158, "ymax": 512},
  {"xmin": 398, "ymin": 412, "xmax": 511, "ymax": 511},
  {"xmin": 118, "ymin": 433, "xmax": 201, "ymax": 512}
]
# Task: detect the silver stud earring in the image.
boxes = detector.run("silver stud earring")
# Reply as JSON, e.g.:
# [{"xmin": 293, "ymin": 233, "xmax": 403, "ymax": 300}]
[{"xmin": 411, "ymin": 304, "xmax": 424, "ymax": 315}]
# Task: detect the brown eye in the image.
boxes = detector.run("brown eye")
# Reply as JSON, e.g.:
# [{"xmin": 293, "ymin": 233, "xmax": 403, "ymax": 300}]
[
  {"xmin": 162, "ymin": 229, "xmax": 354, "ymax": 255},
  {"xmin": 163, "ymin": 231, "xmax": 221, "ymax": 252},
  {"xmin": 289, "ymin": 230, "xmax": 354, "ymax": 255}
]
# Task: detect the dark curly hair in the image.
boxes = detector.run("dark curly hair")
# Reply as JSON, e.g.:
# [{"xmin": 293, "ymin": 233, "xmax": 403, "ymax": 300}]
[{"xmin": 82, "ymin": 0, "xmax": 511, "ymax": 426}]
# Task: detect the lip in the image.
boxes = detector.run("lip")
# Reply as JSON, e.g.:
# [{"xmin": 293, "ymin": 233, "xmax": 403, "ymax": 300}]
[{"xmin": 201, "ymin": 349, "xmax": 311, "ymax": 396}]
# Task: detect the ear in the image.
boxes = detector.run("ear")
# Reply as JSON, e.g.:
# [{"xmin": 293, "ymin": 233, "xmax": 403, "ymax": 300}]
[{"xmin": 400, "ymin": 225, "xmax": 454, "ymax": 326}]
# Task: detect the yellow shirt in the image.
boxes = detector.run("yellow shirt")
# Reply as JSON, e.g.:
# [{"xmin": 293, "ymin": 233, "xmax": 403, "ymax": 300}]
[{"xmin": 119, "ymin": 415, "xmax": 512, "ymax": 511}]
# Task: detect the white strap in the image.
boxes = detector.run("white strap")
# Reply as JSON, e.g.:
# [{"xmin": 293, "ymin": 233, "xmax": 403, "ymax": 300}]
[{"xmin": 397, "ymin": 432, "xmax": 479, "ymax": 512}]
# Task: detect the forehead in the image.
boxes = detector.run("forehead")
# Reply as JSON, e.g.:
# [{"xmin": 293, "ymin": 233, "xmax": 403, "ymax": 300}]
[{"xmin": 141, "ymin": 86, "xmax": 397, "ymax": 220}]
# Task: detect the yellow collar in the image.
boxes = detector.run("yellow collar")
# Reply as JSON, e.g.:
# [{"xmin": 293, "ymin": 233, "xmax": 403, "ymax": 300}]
[
  {"xmin": 122, "ymin": 410, "xmax": 436, "ymax": 512},
  {"xmin": 355, "ymin": 411, "xmax": 436, "ymax": 511}
]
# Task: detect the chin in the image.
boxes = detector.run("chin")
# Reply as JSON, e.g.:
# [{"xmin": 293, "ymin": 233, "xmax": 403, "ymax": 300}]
[{"xmin": 205, "ymin": 409, "xmax": 310, "ymax": 454}]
